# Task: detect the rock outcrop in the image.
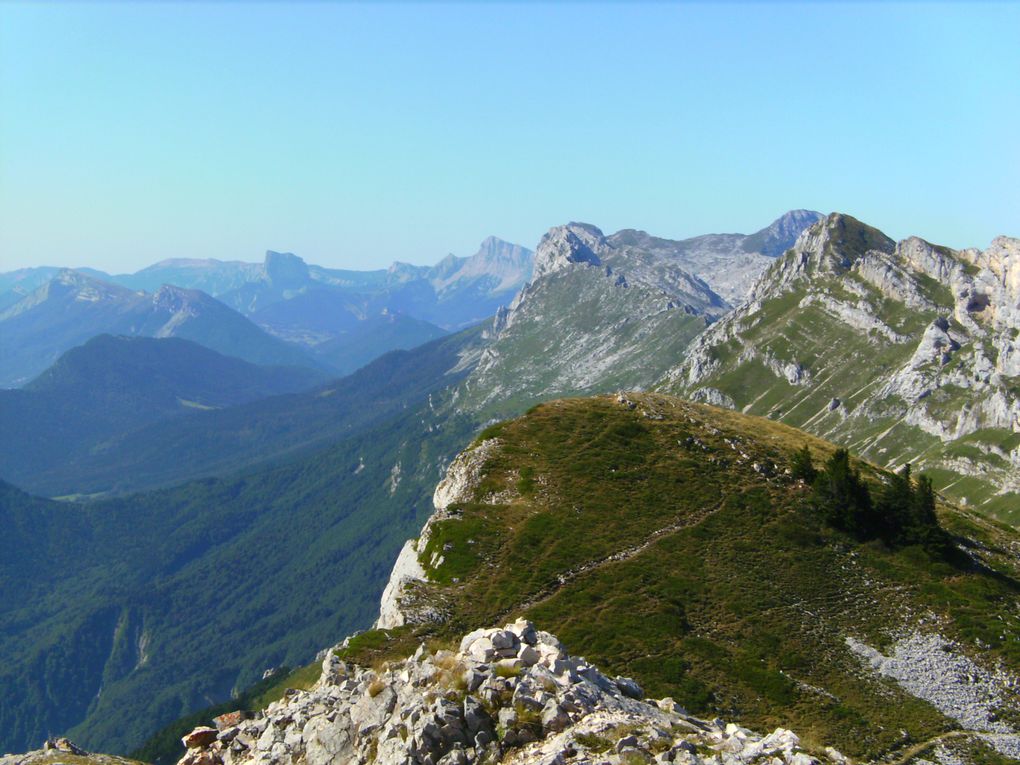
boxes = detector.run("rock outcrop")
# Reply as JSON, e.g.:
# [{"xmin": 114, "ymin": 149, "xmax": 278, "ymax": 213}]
[
  {"xmin": 176, "ymin": 620, "xmax": 832, "ymax": 765},
  {"xmin": 530, "ymin": 224, "xmax": 606, "ymax": 282},
  {"xmin": 377, "ymin": 438, "xmax": 503, "ymax": 629}
]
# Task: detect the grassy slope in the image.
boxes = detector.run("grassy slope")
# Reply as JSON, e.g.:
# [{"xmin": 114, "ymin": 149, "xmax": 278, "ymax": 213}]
[{"xmin": 339, "ymin": 394, "xmax": 1020, "ymax": 764}]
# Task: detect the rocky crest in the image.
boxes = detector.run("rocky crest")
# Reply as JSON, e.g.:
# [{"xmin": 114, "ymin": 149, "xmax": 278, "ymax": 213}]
[
  {"xmin": 0, "ymin": 738, "xmax": 139, "ymax": 765},
  {"xmin": 607, "ymin": 211, "xmax": 823, "ymax": 304},
  {"xmin": 176, "ymin": 619, "xmax": 833, "ymax": 765},
  {"xmin": 261, "ymin": 252, "xmax": 312, "ymax": 288},
  {"xmin": 529, "ymin": 224, "xmax": 606, "ymax": 282},
  {"xmin": 745, "ymin": 210, "xmax": 828, "ymax": 259}
]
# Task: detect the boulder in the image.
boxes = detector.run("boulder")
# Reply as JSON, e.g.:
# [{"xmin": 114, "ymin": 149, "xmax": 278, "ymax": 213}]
[
  {"xmin": 615, "ymin": 676, "xmax": 644, "ymax": 699},
  {"xmin": 182, "ymin": 726, "xmax": 219, "ymax": 749},
  {"xmin": 213, "ymin": 710, "xmax": 251, "ymax": 731},
  {"xmin": 43, "ymin": 739, "xmax": 86, "ymax": 755}
]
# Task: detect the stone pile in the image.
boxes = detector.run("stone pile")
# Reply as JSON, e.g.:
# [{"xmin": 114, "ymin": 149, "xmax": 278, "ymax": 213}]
[{"xmin": 178, "ymin": 620, "xmax": 835, "ymax": 765}]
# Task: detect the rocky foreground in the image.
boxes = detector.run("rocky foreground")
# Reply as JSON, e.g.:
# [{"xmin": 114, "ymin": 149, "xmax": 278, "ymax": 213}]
[
  {"xmin": 176, "ymin": 620, "xmax": 841, "ymax": 765},
  {"xmin": 0, "ymin": 738, "xmax": 141, "ymax": 765}
]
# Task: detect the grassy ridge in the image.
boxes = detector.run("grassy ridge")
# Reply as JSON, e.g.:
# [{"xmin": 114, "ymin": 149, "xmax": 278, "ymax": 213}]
[{"xmin": 340, "ymin": 394, "xmax": 1020, "ymax": 763}]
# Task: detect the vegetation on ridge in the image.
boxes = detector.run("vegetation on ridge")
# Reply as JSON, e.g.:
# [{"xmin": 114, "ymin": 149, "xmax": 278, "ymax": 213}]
[{"xmin": 338, "ymin": 394, "xmax": 1020, "ymax": 764}]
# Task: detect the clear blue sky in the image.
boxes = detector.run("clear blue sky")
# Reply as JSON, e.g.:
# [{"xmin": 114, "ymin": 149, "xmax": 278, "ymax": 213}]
[{"xmin": 1, "ymin": 2, "xmax": 1017, "ymax": 273}]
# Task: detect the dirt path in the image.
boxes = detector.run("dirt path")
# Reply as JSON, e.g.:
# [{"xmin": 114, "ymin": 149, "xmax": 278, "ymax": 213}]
[
  {"xmin": 884, "ymin": 729, "xmax": 973, "ymax": 765},
  {"xmin": 491, "ymin": 500, "xmax": 725, "ymax": 622}
]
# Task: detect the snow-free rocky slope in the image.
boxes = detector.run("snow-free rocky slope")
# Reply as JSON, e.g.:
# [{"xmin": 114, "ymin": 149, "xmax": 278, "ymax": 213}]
[
  {"xmin": 607, "ymin": 210, "xmax": 823, "ymax": 305},
  {"xmin": 459, "ymin": 223, "xmax": 724, "ymax": 416},
  {"xmin": 459, "ymin": 213, "xmax": 822, "ymax": 418},
  {"xmin": 358, "ymin": 394, "xmax": 1020, "ymax": 764},
  {"xmin": 661, "ymin": 214, "xmax": 1020, "ymax": 522}
]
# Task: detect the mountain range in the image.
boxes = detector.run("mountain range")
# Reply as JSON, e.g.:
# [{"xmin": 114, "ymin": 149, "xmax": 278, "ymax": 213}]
[
  {"xmin": 0, "ymin": 237, "xmax": 534, "ymax": 388},
  {"xmin": 2, "ymin": 208, "xmax": 1018, "ymax": 765},
  {"xmin": 0, "ymin": 213, "xmax": 821, "ymax": 391},
  {"xmin": 0, "ymin": 272, "xmax": 323, "ymax": 387}
]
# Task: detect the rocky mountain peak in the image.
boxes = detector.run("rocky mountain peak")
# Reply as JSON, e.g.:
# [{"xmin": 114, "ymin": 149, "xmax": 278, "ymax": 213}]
[
  {"xmin": 531, "ymin": 223, "xmax": 607, "ymax": 281},
  {"xmin": 55, "ymin": 267, "xmax": 92, "ymax": 287},
  {"xmin": 476, "ymin": 236, "xmax": 521, "ymax": 260},
  {"xmin": 261, "ymin": 250, "xmax": 310, "ymax": 287},
  {"xmin": 464, "ymin": 237, "xmax": 533, "ymax": 272},
  {"xmin": 779, "ymin": 213, "xmax": 896, "ymax": 281},
  {"xmin": 31, "ymin": 269, "xmax": 139, "ymax": 306},
  {"xmin": 749, "ymin": 209, "xmax": 825, "ymax": 257},
  {"xmin": 388, "ymin": 260, "xmax": 427, "ymax": 282}
]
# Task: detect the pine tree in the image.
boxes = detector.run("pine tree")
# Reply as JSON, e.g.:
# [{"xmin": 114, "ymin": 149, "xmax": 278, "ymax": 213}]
[
  {"xmin": 790, "ymin": 445, "xmax": 817, "ymax": 483},
  {"xmin": 812, "ymin": 449, "xmax": 872, "ymax": 535},
  {"xmin": 876, "ymin": 463, "xmax": 913, "ymax": 542},
  {"xmin": 908, "ymin": 474, "xmax": 945, "ymax": 550}
]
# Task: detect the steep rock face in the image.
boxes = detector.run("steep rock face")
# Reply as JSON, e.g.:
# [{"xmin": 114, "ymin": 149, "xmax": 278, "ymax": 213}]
[
  {"xmin": 261, "ymin": 251, "xmax": 311, "ymax": 289},
  {"xmin": 744, "ymin": 209, "xmax": 829, "ymax": 258},
  {"xmin": 663, "ymin": 214, "xmax": 1020, "ymax": 519},
  {"xmin": 530, "ymin": 223, "xmax": 606, "ymax": 281},
  {"xmin": 432, "ymin": 237, "xmax": 534, "ymax": 298},
  {"xmin": 376, "ymin": 438, "xmax": 503, "ymax": 629},
  {"xmin": 458, "ymin": 224, "xmax": 723, "ymax": 416},
  {"xmin": 178, "ymin": 620, "xmax": 832, "ymax": 765}
]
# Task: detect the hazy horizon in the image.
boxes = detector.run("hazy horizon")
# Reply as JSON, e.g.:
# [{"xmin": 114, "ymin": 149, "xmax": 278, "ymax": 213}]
[{"xmin": 2, "ymin": 2, "xmax": 1018, "ymax": 273}]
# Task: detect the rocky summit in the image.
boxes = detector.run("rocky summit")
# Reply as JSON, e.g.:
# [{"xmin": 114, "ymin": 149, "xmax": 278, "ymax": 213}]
[
  {"xmin": 174, "ymin": 619, "xmax": 832, "ymax": 765},
  {"xmin": 460, "ymin": 223, "xmax": 724, "ymax": 416}
]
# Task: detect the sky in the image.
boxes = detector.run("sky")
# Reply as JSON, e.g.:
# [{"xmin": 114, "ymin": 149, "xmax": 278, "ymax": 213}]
[{"xmin": 1, "ymin": 2, "xmax": 1018, "ymax": 274}]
